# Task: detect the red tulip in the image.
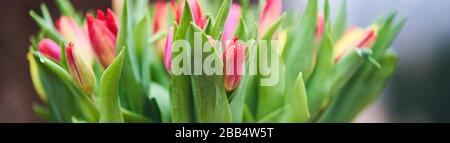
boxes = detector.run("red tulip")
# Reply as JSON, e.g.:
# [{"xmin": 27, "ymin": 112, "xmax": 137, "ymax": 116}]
[
  {"xmin": 87, "ymin": 9, "xmax": 118, "ymax": 68},
  {"xmin": 175, "ymin": 0, "xmax": 206, "ymax": 28},
  {"xmin": 66, "ymin": 43, "xmax": 96, "ymax": 95},
  {"xmin": 223, "ymin": 37, "xmax": 246, "ymax": 92},
  {"xmin": 38, "ymin": 38, "xmax": 61, "ymax": 62},
  {"xmin": 258, "ymin": 0, "xmax": 282, "ymax": 38},
  {"xmin": 315, "ymin": 12, "xmax": 325, "ymax": 40}
]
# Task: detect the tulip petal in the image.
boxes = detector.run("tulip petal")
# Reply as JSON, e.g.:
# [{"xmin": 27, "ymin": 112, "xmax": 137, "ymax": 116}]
[
  {"xmin": 38, "ymin": 38, "xmax": 61, "ymax": 61},
  {"xmin": 222, "ymin": 4, "xmax": 241, "ymax": 42}
]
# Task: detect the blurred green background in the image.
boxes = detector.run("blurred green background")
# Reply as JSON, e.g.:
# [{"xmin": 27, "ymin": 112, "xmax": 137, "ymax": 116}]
[{"xmin": 0, "ymin": 0, "xmax": 449, "ymax": 122}]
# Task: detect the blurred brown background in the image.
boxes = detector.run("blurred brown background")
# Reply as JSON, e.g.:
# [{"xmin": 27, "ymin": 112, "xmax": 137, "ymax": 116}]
[{"xmin": 0, "ymin": 0, "xmax": 109, "ymax": 122}]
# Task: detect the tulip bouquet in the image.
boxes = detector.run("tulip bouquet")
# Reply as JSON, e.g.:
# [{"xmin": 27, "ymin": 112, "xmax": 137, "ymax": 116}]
[{"xmin": 27, "ymin": 0, "xmax": 405, "ymax": 123}]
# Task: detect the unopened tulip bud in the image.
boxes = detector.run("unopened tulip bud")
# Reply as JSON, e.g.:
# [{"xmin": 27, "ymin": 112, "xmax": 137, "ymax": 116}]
[
  {"xmin": 164, "ymin": 27, "xmax": 174, "ymax": 73},
  {"xmin": 87, "ymin": 9, "xmax": 118, "ymax": 68},
  {"xmin": 154, "ymin": 1, "xmax": 171, "ymax": 57},
  {"xmin": 56, "ymin": 16, "xmax": 94, "ymax": 64},
  {"xmin": 315, "ymin": 12, "xmax": 325, "ymax": 40},
  {"xmin": 223, "ymin": 37, "xmax": 246, "ymax": 92},
  {"xmin": 334, "ymin": 27, "xmax": 365, "ymax": 61},
  {"xmin": 154, "ymin": 1, "xmax": 170, "ymax": 33},
  {"xmin": 334, "ymin": 25, "xmax": 379, "ymax": 61},
  {"xmin": 357, "ymin": 25, "xmax": 379, "ymax": 48},
  {"xmin": 66, "ymin": 43, "xmax": 96, "ymax": 95},
  {"xmin": 258, "ymin": 0, "xmax": 282, "ymax": 38},
  {"xmin": 38, "ymin": 38, "xmax": 61, "ymax": 62}
]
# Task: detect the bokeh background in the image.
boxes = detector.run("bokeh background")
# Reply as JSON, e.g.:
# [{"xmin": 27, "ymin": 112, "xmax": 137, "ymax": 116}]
[{"xmin": 1, "ymin": 0, "xmax": 449, "ymax": 122}]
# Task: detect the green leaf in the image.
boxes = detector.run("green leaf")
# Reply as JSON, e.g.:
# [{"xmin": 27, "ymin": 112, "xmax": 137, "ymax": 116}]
[
  {"xmin": 319, "ymin": 51, "xmax": 398, "ymax": 122},
  {"xmin": 122, "ymin": 108, "xmax": 155, "ymax": 123},
  {"xmin": 324, "ymin": 0, "xmax": 330, "ymax": 25},
  {"xmin": 29, "ymin": 52, "xmax": 76, "ymax": 122},
  {"xmin": 116, "ymin": 0, "xmax": 128, "ymax": 52},
  {"xmin": 99, "ymin": 50, "xmax": 125, "ymax": 123},
  {"xmin": 211, "ymin": 0, "xmax": 233, "ymax": 39},
  {"xmin": 204, "ymin": 16, "xmax": 213, "ymax": 35},
  {"xmin": 261, "ymin": 13, "xmax": 285, "ymax": 40},
  {"xmin": 242, "ymin": 105, "xmax": 255, "ymax": 123},
  {"xmin": 371, "ymin": 13, "xmax": 396, "ymax": 58},
  {"xmin": 331, "ymin": 48, "xmax": 371, "ymax": 97},
  {"xmin": 283, "ymin": 73, "xmax": 310, "ymax": 122},
  {"xmin": 149, "ymin": 82, "xmax": 171, "ymax": 123},
  {"xmin": 28, "ymin": 52, "xmax": 47, "ymax": 102},
  {"xmin": 258, "ymin": 107, "xmax": 285, "ymax": 123},
  {"xmin": 189, "ymin": 23, "xmax": 232, "ymax": 122},
  {"xmin": 54, "ymin": 0, "xmax": 80, "ymax": 23},
  {"xmin": 32, "ymin": 103, "xmax": 51, "ymax": 122},
  {"xmin": 373, "ymin": 15, "xmax": 406, "ymax": 59},
  {"xmin": 170, "ymin": 0, "xmax": 195, "ymax": 123},
  {"xmin": 282, "ymin": 0, "xmax": 318, "ymax": 86},
  {"xmin": 234, "ymin": 18, "xmax": 250, "ymax": 41},
  {"xmin": 230, "ymin": 44, "xmax": 258, "ymax": 123},
  {"xmin": 148, "ymin": 31, "xmax": 167, "ymax": 45},
  {"xmin": 118, "ymin": 0, "xmax": 147, "ymax": 114},
  {"xmin": 29, "ymin": 6, "xmax": 65, "ymax": 43},
  {"xmin": 333, "ymin": 0, "xmax": 347, "ymax": 41},
  {"xmin": 175, "ymin": 0, "xmax": 194, "ymax": 40},
  {"xmin": 306, "ymin": 23, "xmax": 334, "ymax": 119},
  {"xmin": 255, "ymin": 14, "xmax": 286, "ymax": 121}
]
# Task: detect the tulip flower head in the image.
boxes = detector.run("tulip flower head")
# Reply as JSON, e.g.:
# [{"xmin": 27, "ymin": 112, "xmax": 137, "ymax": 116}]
[
  {"xmin": 259, "ymin": 0, "xmax": 282, "ymax": 38},
  {"xmin": 154, "ymin": 1, "xmax": 171, "ymax": 57},
  {"xmin": 357, "ymin": 25, "xmax": 379, "ymax": 48},
  {"xmin": 38, "ymin": 38, "xmax": 61, "ymax": 62},
  {"xmin": 87, "ymin": 9, "xmax": 118, "ymax": 68},
  {"xmin": 176, "ymin": 0, "xmax": 206, "ymax": 28},
  {"xmin": 164, "ymin": 27, "xmax": 175, "ymax": 73},
  {"xmin": 315, "ymin": 12, "xmax": 325, "ymax": 40},
  {"xmin": 154, "ymin": 1, "xmax": 170, "ymax": 33},
  {"xmin": 223, "ymin": 37, "xmax": 246, "ymax": 92},
  {"xmin": 334, "ymin": 25, "xmax": 379, "ymax": 61},
  {"xmin": 66, "ymin": 43, "xmax": 96, "ymax": 95},
  {"xmin": 56, "ymin": 16, "xmax": 94, "ymax": 64}
]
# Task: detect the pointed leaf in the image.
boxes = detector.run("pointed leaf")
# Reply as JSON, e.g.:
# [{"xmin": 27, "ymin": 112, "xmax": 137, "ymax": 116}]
[{"xmin": 99, "ymin": 50, "xmax": 125, "ymax": 123}]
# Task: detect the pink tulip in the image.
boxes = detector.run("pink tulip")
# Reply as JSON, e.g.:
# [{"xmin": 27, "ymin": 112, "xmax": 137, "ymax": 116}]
[
  {"xmin": 164, "ymin": 27, "xmax": 174, "ymax": 73},
  {"xmin": 175, "ymin": 0, "xmax": 206, "ymax": 28},
  {"xmin": 56, "ymin": 16, "xmax": 94, "ymax": 64},
  {"xmin": 66, "ymin": 43, "xmax": 96, "ymax": 95},
  {"xmin": 87, "ymin": 9, "xmax": 118, "ymax": 68},
  {"xmin": 38, "ymin": 38, "xmax": 61, "ymax": 62},
  {"xmin": 223, "ymin": 37, "xmax": 246, "ymax": 92},
  {"xmin": 258, "ymin": 0, "xmax": 282, "ymax": 38},
  {"xmin": 222, "ymin": 4, "xmax": 241, "ymax": 43}
]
